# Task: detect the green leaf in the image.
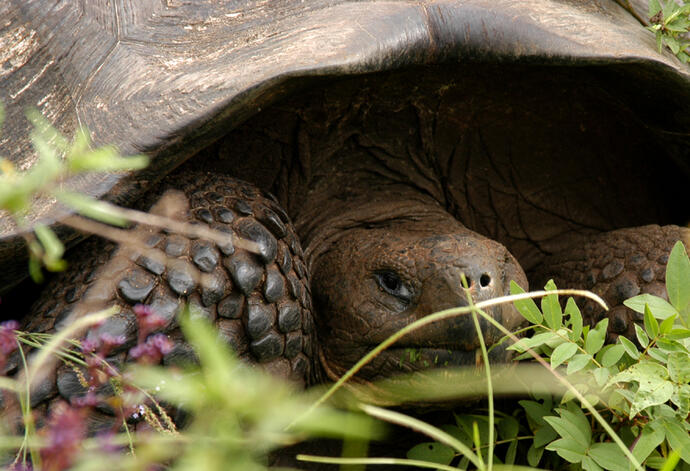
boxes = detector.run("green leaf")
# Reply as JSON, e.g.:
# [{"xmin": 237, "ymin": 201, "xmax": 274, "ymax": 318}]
[
  {"xmin": 510, "ymin": 280, "xmax": 543, "ymax": 325},
  {"xmin": 551, "ymin": 342, "xmax": 579, "ymax": 368},
  {"xmin": 26, "ymin": 107, "xmax": 69, "ymax": 152},
  {"xmin": 56, "ymin": 191, "xmax": 129, "ymax": 227},
  {"xmin": 527, "ymin": 443, "xmax": 544, "ymax": 467},
  {"xmin": 619, "ymin": 336, "xmax": 641, "ymax": 360},
  {"xmin": 659, "ymin": 418, "xmax": 690, "ymax": 464},
  {"xmin": 543, "ymin": 407, "xmax": 591, "ymax": 451},
  {"xmin": 659, "ymin": 314, "xmax": 677, "ymax": 334},
  {"xmin": 34, "ymin": 224, "xmax": 67, "ymax": 272},
  {"xmin": 28, "ymin": 253, "xmax": 43, "ymax": 283},
  {"xmin": 656, "ymin": 338, "xmax": 688, "ymax": 353},
  {"xmin": 585, "ymin": 319, "xmax": 608, "ymax": 355},
  {"xmin": 542, "ymin": 279, "xmax": 563, "ymax": 330},
  {"xmin": 567, "ymin": 353, "xmax": 593, "ymax": 375},
  {"xmin": 625, "ymin": 294, "xmax": 678, "ymax": 320},
  {"xmin": 588, "ymin": 442, "xmax": 629, "ymax": 471},
  {"xmin": 666, "ymin": 328, "xmax": 690, "ymax": 340},
  {"xmin": 581, "ymin": 455, "xmax": 604, "ymax": 471},
  {"xmin": 497, "ymin": 416, "xmax": 519, "ymax": 440},
  {"xmin": 666, "ymin": 36, "xmax": 681, "ymax": 54},
  {"xmin": 546, "ymin": 437, "xmax": 587, "ymax": 463},
  {"xmin": 648, "ymin": 347, "xmax": 669, "ymax": 363},
  {"xmin": 509, "ymin": 331, "xmax": 559, "ymax": 352},
  {"xmin": 66, "ymin": 128, "xmax": 149, "ymax": 172},
  {"xmin": 601, "ymin": 344, "xmax": 625, "ymax": 368},
  {"xmin": 666, "ymin": 241, "xmax": 690, "ymax": 313},
  {"xmin": 504, "ymin": 439, "xmax": 517, "ymax": 465},
  {"xmin": 593, "ymin": 367, "xmax": 610, "ymax": 386},
  {"xmin": 668, "ymin": 351, "xmax": 690, "ymax": 383},
  {"xmin": 533, "ymin": 425, "xmax": 558, "ymax": 448},
  {"xmin": 179, "ymin": 306, "xmax": 237, "ymax": 398},
  {"xmin": 663, "ymin": 0, "xmax": 679, "ymax": 20},
  {"xmin": 631, "ymin": 382, "xmax": 675, "ymax": 417},
  {"xmin": 632, "ymin": 425, "xmax": 665, "ymax": 464},
  {"xmin": 565, "ymin": 297, "xmax": 583, "ymax": 341},
  {"xmin": 671, "ymin": 384, "xmax": 690, "ymax": 417},
  {"xmin": 406, "ymin": 442, "xmax": 455, "ymax": 465},
  {"xmin": 635, "ymin": 324, "xmax": 650, "ymax": 349},
  {"xmin": 520, "ymin": 400, "xmax": 551, "ymax": 427},
  {"xmin": 645, "ymin": 304, "xmax": 660, "ymax": 339},
  {"xmin": 649, "ymin": 0, "xmax": 662, "ymax": 16},
  {"xmin": 609, "ymin": 362, "xmax": 673, "ymax": 417}
]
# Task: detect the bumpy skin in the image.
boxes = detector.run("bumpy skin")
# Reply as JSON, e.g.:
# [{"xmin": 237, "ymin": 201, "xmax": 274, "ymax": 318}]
[
  {"xmin": 18, "ymin": 172, "xmax": 315, "ymax": 425},
  {"xmin": 532, "ymin": 225, "xmax": 690, "ymax": 342}
]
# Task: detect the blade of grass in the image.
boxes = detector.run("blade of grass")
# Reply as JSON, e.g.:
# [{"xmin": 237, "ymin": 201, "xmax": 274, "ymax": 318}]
[
  {"xmin": 0, "ymin": 377, "xmax": 18, "ymax": 392},
  {"xmin": 297, "ymin": 455, "xmax": 460, "ymax": 470},
  {"xmin": 24, "ymin": 307, "xmax": 117, "ymax": 388},
  {"xmin": 463, "ymin": 274, "xmax": 494, "ymax": 471},
  {"xmin": 360, "ymin": 404, "xmax": 483, "ymax": 469}
]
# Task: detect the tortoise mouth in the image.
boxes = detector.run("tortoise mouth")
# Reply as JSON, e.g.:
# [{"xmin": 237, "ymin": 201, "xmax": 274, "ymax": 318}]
[
  {"xmin": 385, "ymin": 342, "xmax": 514, "ymax": 368},
  {"xmin": 332, "ymin": 342, "xmax": 516, "ymax": 383}
]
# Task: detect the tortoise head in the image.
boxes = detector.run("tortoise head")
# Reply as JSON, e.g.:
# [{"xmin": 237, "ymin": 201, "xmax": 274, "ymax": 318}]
[{"xmin": 311, "ymin": 218, "xmax": 527, "ymax": 382}]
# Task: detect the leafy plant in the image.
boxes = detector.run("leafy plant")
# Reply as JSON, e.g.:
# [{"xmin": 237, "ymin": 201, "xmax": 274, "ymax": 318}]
[
  {"xmin": 2, "ymin": 102, "xmax": 689, "ymax": 471},
  {"xmin": 647, "ymin": 0, "xmax": 690, "ymax": 62},
  {"xmin": 382, "ymin": 242, "xmax": 690, "ymax": 471}
]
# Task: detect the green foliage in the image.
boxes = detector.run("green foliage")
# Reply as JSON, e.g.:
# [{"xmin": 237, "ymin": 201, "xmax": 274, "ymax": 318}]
[
  {"xmin": 647, "ymin": 0, "xmax": 690, "ymax": 62},
  {"xmin": 2, "ymin": 102, "xmax": 690, "ymax": 471},
  {"xmin": 0, "ymin": 109, "xmax": 148, "ymax": 281},
  {"xmin": 399, "ymin": 241, "xmax": 690, "ymax": 470}
]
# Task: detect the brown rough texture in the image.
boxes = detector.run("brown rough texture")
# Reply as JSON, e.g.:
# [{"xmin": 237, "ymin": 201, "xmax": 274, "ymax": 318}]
[
  {"xmin": 2, "ymin": 0, "xmax": 690, "ymax": 294},
  {"xmin": 532, "ymin": 225, "xmax": 690, "ymax": 342},
  {"xmin": 20, "ymin": 172, "xmax": 315, "ymax": 417}
]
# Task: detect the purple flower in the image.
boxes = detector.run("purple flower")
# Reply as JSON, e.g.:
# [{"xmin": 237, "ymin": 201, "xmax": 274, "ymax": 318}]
[
  {"xmin": 129, "ymin": 334, "xmax": 173, "ymax": 365},
  {"xmin": 80, "ymin": 339, "xmax": 98, "ymax": 354},
  {"xmin": 71, "ymin": 391, "xmax": 100, "ymax": 408},
  {"xmin": 0, "ymin": 320, "xmax": 20, "ymax": 371},
  {"xmin": 95, "ymin": 431, "xmax": 121, "ymax": 454},
  {"xmin": 40, "ymin": 402, "xmax": 86, "ymax": 471},
  {"xmin": 9, "ymin": 462, "xmax": 33, "ymax": 471},
  {"xmin": 81, "ymin": 333, "xmax": 123, "ymax": 388},
  {"xmin": 133, "ymin": 304, "xmax": 167, "ymax": 343},
  {"xmin": 0, "ymin": 320, "xmax": 19, "ymax": 355},
  {"xmin": 98, "ymin": 332, "xmax": 126, "ymax": 356}
]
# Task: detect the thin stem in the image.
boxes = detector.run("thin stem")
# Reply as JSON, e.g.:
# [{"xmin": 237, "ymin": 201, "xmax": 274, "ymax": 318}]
[
  {"xmin": 462, "ymin": 277, "xmax": 493, "ymax": 471},
  {"xmin": 297, "ymin": 455, "xmax": 460, "ymax": 471},
  {"xmin": 360, "ymin": 404, "xmax": 482, "ymax": 469}
]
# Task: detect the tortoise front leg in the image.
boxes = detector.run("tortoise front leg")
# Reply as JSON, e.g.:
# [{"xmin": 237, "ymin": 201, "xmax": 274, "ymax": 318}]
[
  {"xmin": 7, "ymin": 172, "xmax": 315, "ymax": 432},
  {"xmin": 530, "ymin": 224, "xmax": 690, "ymax": 341}
]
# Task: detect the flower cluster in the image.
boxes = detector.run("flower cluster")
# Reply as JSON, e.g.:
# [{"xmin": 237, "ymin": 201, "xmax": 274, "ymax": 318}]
[
  {"xmin": 129, "ymin": 334, "xmax": 173, "ymax": 365},
  {"xmin": 0, "ymin": 320, "xmax": 19, "ymax": 371},
  {"xmin": 13, "ymin": 304, "xmax": 176, "ymax": 470},
  {"xmin": 133, "ymin": 304, "xmax": 167, "ymax": 344},
  {"xmin": 39, "ymin": 402, "xmax": 87, "ymax": 471}
]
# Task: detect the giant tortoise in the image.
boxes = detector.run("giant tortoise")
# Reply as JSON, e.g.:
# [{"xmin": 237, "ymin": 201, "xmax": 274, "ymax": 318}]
[{"xmin": 1, "ymin": 0, "xmax": 690, "ymax": 423}]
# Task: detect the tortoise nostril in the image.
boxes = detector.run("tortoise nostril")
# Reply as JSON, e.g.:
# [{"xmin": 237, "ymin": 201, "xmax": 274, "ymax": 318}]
[{"xmin": 479, "ymin": 273, "xmax": 491, "ymax": 288}]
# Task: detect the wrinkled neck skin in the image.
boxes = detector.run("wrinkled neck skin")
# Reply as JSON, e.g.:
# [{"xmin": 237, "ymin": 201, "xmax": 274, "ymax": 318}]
[
  {"xmin": 291, "ymin": 170, "xmax": 527, "ymax": 383},
  {"xmin": 296, "ymin": 181, "xmax": 452, "ymax": 271}
]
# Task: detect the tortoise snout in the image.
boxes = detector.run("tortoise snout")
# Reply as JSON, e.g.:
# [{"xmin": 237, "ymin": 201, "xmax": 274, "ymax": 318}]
[{"xmin": 413, "ymin": 236, "xmax": 528, "ymax": 348}]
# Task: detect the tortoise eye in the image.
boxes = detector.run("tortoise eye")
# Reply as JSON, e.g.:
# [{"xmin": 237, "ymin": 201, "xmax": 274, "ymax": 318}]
[{"xmin": 375, "ymin": 271, "xmax": 413, "ymax": 303}]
